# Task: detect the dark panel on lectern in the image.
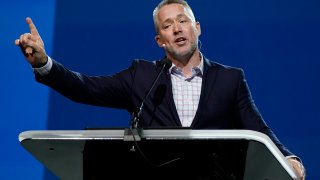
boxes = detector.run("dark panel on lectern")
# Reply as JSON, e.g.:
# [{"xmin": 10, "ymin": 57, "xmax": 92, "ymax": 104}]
[
  {"xmin": 83, "ymin": 139, "xmax": 248, "ymax": 180},
  {"xmin": 83, "ymin": 139, "xmax": 293, "ymax": 180}
]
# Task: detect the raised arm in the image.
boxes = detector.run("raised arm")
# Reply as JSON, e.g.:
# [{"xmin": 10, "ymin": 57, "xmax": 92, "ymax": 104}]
[{"xmin": 15, "ymin": 17, "xmax": 48, "ymax": 67}]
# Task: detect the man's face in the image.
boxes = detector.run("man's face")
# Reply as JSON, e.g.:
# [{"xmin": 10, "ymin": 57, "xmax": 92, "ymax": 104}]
[{"xmin": 155, "ymin": 3, "xmax": 201, "ymax": 61}]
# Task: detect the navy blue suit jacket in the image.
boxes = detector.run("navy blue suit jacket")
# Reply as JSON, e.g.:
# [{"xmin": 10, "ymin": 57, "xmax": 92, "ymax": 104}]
[{"xmin": 36, "ymin": 56, "xmax": 293, "ymax": 156}]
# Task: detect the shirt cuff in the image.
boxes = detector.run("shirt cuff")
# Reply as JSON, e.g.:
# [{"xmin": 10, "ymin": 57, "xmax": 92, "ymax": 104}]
[{"xmin": 32, "ymin": 56, "xmax": 53, "ymax": 76}]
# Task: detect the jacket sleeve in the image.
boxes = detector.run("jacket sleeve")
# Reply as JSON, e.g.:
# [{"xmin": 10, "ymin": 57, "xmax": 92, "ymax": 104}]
[
  {"xmin": 236, "ymin": 69, "xmax": 293, "ymax": 157},
  {"xmin": 35, "ymin": 59, "xmax": 135, "ymax": 110}
]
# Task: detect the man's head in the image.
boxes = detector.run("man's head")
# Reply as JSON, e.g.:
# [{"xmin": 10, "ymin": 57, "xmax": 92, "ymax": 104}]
[
  {"xmin": 153, "ymin": 0, "xmax": 196, "ymax": 32},
  {"xmin": 153, "ymin": 0, "xmax": 201, "ymax": 63}
]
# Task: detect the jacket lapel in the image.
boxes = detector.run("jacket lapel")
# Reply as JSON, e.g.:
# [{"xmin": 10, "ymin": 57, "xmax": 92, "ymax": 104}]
[
  {"xmin": 154, "ymin": 59, "xmax": 181, "ymax": 126},
  {"xmin": 163, "ymin": 70, "xmax": 182, "ymax": 126},
  {"xmin": 191, "ymin": 57, "xmax": 218, "ymax": 127}
]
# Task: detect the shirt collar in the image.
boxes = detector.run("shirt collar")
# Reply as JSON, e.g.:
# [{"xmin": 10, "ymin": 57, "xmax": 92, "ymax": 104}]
[{"xmin": 169, "ymin": 52, "xmax": 204, "ymax": 75}]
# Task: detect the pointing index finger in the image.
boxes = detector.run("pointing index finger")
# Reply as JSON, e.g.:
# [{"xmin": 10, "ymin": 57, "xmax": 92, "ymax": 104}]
[{"xmin": 26, "ymin": 17, "xmax": 39, "ymax": 36}]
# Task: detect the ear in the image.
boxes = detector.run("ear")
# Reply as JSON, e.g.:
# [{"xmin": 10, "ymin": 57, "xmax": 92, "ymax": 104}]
[
  {"xmin": 155, "ymin": 34, "xmax": 164, "ymax": 48},
  {"xmin": 195, "ymin": 21, "xmax": 201, "ymax": 36}
]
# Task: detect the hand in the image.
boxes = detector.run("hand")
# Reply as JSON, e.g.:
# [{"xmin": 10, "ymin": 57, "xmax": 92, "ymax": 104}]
[
  {"xmin": 288, "ymin": 157, "xmax": 305, "ymax": 180},
  {"xmin": 15, "ymin": 17, "xmax": 47, "ymax": 67}
]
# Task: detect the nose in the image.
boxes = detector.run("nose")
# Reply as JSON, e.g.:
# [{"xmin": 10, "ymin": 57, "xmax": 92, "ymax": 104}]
[{"xmin": 173, "ymin": 21, "xmax": 182, "ymax": 35}]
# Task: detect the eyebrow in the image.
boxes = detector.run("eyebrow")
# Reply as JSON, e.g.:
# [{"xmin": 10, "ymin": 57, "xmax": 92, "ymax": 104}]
[
  {"xmin": 176, "ymin": 14, "xmax": 188, "ymax": 19},
  {"xmin": 162, "ymin": 14, "xmax": 189, "ymax": 25}
]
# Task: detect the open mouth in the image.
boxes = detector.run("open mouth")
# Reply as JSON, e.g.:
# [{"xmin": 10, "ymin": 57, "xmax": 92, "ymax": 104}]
[{"xmin": 175, "ymin": 37, "xmax": 187, "ymax": 45}]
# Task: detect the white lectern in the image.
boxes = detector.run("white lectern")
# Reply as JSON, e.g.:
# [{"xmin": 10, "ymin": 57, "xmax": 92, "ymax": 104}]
[{"xmin": 19, "ymin": 129, "xmax": 298, "ymax": 180}]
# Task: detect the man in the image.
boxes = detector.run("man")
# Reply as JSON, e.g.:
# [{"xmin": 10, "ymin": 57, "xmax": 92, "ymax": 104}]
[{"xmin": 15, "ymin": 0, "xmax": 305, "ymax": 179}]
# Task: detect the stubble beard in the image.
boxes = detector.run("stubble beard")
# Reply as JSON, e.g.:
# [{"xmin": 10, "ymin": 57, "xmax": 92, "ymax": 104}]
[{"xmin": 167, "ymin": 40, "xmax": 198, "ymax": 64}]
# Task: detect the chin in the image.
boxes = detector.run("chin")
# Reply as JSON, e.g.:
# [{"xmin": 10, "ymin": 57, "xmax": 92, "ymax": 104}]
[{"xmin": 179, "ymin": 47, "xmax": 197, "ymax": 56}]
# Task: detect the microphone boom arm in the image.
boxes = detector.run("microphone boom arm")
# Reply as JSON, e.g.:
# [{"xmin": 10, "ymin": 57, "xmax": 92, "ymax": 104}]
[{"xmin": 131, "ymin": 60, "xmax": 171, "ymax": 129}]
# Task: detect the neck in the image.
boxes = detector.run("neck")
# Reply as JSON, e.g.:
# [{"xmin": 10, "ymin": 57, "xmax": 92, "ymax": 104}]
[{"xmin": 168, "ymin": 49, "xmax": 201, "ymax": 77}]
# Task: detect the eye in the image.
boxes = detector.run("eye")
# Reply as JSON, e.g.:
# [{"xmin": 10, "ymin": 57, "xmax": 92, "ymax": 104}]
[{"xmin": 163, "ymin": 24, "xmax": 171, "ymax": 29}]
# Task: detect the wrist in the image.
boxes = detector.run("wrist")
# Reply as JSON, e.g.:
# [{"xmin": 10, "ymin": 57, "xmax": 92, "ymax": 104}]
[{"xmin": 31, "ymin": 56, "xmax": 48, "ymax": 68}]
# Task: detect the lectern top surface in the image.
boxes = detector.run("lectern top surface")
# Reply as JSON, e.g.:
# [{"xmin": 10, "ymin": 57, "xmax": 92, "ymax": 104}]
[{"xmin": 19, "ymin": 129, "xmax": 267, "ymax": 141}]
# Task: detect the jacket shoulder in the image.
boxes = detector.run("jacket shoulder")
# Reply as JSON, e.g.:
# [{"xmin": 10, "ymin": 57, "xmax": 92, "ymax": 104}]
[
  {"xmin": 204, "ymin": 57, "xmax": 244, "ymax": 74},
  {"xmin": 130, "ymin": 59, "xmax": 159, "ymax": 69}
]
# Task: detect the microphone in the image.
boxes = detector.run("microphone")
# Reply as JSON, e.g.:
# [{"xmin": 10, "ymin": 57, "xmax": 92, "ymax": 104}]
[
  {"xmin": 159, "ymin": 58, "xmax": 171, "ymax": 68},
  {"xmin": 131, "ymin": 58, "xmax": 172, "ymax": 129}
]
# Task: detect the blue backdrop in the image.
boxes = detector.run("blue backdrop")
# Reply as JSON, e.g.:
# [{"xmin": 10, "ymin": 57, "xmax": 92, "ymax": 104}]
[{"xmin": 1, "ymin": 0, "xmax": 319, "ymax": 179}]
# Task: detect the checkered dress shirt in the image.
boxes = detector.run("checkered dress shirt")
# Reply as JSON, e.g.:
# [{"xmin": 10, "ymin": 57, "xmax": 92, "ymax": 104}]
[{"xmin": 170, "ymin": 56, "xmax": 203, "ymax": 127}]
